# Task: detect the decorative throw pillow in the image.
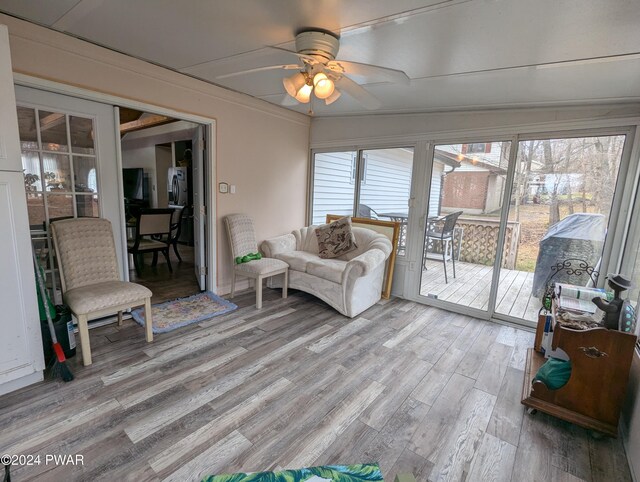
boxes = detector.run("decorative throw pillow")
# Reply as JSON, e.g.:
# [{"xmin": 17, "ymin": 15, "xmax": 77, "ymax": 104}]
[{"xmin": 315, "ymin": 216, "xmax": 358, "ymax": 259}]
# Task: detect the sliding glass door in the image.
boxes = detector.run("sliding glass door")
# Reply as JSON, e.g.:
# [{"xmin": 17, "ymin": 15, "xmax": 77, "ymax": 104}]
[
  {"xmin": 419, "ymin": 141, "xmax": 512, "ymax": 312},
  {"xmin": 495, "ymin": 135, "xmax": 626, "ymax": 322},
  {"xmin": 415, "ymin": 131, "xmax": 629, "ymax": 325}
]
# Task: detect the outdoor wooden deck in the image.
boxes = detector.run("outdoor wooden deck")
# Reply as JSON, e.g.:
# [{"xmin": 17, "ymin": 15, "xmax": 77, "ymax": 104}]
[{"xmin": 420, "ymin": 259, "xmax": 540, "ymax": 322}]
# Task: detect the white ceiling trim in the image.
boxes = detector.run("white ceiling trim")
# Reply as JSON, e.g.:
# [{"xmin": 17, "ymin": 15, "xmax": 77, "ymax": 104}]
[{"xmin": 4, "ymin": 15, "xmax": 311, "ymax": 125}]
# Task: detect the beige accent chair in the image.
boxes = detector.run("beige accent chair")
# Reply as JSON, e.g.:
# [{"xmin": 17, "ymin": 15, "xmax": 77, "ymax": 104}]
[
  {"xmin": 51, "ymin": 218, "xmax": 153, "ymax": 366},
  {"xmin": 224, "ymin": 214, "xmax": 288, "ymax": 309}
]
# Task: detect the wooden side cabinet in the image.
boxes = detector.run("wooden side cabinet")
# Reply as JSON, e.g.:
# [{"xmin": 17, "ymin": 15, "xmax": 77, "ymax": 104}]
[{"xmin": 522, "ymin": 319, "xmax": 637, "ymax": 437}]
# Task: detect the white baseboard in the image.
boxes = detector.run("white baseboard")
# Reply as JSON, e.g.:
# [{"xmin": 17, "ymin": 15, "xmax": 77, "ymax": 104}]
[
  {"xmin": 0, "ymin": 370, "xmax": 43, "ymax": 396},
  {"xmin": 217, "ymin": 279, "xmax": 252, "ymax": 297}
]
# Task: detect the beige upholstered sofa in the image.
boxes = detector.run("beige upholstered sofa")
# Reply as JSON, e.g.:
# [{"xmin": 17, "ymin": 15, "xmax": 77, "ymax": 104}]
[{"xmin": 262, "ymin": 225, "xmax": 392, "ymax": 317}]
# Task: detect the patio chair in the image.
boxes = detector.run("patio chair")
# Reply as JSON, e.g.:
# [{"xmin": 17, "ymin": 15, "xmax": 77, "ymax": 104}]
[
  {"xmin": 225, "ymin": 213, "xmax": 289, "ymax": 309},
  {"xmin": 424, "ymin": 211, "xmax": 463, "ymax": 284},
  {"xmin": 51, "ymin": 217, "xmax": 153, "ymax": 366},
  {"xmin": 357, "ymin": 204, "xmax": 380, "ymax": 219}
]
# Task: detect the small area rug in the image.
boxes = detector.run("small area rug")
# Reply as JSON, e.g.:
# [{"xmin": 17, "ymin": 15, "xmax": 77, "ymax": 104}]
[
  {"xmin": 201, "ymin": 463, "xmax": 383, "ymax": 482},
  {"xmin": 131, "ymin": 291, "xmax": 237, "ymax": 334}
]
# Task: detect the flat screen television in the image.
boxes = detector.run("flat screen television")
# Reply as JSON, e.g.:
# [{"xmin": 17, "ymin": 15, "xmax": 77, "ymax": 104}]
[{"xmin": 122, "ymin": 168, "xmax": 144, "ymax": 201}]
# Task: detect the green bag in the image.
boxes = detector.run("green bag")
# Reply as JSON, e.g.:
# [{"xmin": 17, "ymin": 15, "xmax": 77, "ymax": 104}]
[{"xmin": 534, "ymin": 357, "xmax": 572, "ymax": 390}]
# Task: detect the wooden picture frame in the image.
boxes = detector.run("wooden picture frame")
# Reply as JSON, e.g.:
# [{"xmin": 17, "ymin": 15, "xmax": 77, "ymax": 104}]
[{"xmin": 326, "ymin": 215, "xmax": 400, "ymax": 299}]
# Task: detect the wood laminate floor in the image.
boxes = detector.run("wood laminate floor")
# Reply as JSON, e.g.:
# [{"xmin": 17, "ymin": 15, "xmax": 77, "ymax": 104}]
[
  {"xmin": 129, "ymin": 245, "xmax": 201, "ymax": 303},
  {"xmin": 0, "ymin": 289, "xmax": 631, "ymax": 481}
]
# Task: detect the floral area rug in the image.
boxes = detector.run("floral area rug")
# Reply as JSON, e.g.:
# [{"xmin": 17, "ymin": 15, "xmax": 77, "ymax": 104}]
[
  {"xmin": 201, "ymin": 463, "xmax": 383, "ymax": 482},
  {"xmin": 131, "ymin": 291, "xmax": 237, "ymax": 334}
]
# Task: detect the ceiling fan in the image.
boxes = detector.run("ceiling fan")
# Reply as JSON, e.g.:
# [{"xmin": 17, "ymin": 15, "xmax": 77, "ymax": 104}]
[{"xmin": 217, "ymin": 29, "xmax": 410, "ymax": 110}]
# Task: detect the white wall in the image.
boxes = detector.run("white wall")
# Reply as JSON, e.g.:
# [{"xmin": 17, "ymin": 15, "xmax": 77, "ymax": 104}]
[{"xmin": 1, "ymin": 15, "xmax": 310, "ymax": 293}]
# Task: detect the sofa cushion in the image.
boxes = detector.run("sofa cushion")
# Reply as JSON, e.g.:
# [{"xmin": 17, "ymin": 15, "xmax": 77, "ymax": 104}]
[
  {"xmin": 306, "ymin": 259, "xmax": 347, "ymax": 284},
  {"xmin": 315, "ymin": 217, "xmax": 358, "ymax": 259},
  {"xmin": 274, "ymin": 251, "xmax": 322, "ymax": 272}
]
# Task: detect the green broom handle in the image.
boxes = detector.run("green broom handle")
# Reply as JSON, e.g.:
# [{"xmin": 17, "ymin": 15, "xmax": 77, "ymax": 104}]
[{"xmin": 32, "ymin": 248, "xmax": 59, "ymax": 346}]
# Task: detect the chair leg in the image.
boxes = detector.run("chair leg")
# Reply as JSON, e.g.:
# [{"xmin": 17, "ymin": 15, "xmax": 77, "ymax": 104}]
[
  {"xmin": 151, "ymin": 252, "xmax": 158, "ymax": 267},
  {"xmin": 77, "ymin": 314, "xmax": 92, "ymax": 366},
  {"xmin": 162, "ymin": 249, "xmax": 172, "ymax": 272},
  {"xmin": 451, "ymin": 238, "xmax": 456, "ymax": 279},
  {"xmin": 117, "ymin": 310, "xmax": 123, "ymax": 326},
  {"xmin": 282, "ymin": 270, "xmax": 288, "ymax": 299},
  {"xmin": 230, "ymin": 269, "xmax": 236, "ymax": 298},
  {"xmin": 133, "ymin": 253, "xmax": 142, "ymax": 276},
  {"xmin": 442, "ymin": 242, "xmax": 448, "ymax": 284},
  {"xmin": 173, "ymin": 241, "xmax": 182, "ymax": 262},
  {"xmin": 144, "ymin": 298, "xmax": 153, "ymax": 342},
  {"xmin": 256, "ymin": 275, "xmax": 263, "ymax": 309}
]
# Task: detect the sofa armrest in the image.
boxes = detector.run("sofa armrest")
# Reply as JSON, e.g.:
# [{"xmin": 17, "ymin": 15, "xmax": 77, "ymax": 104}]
[
  {"xmin": 261, "ymin": 233, "xmax": 296, "ymax": 258},
  {"xmin": 343, "ymin": 248, "xmax": 387, "ymax": 281}
]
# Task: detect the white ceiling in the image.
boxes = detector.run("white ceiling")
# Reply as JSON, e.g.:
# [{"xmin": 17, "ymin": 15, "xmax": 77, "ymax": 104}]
[{"xmin": 2, "ymin": 0, "xmax": 640, "ymax": 116}]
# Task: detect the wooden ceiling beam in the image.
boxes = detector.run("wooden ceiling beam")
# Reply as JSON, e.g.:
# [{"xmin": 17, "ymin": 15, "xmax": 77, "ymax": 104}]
[{"xmin": 120, "ymin": 115, "xmax": 176, "ymax": 134}]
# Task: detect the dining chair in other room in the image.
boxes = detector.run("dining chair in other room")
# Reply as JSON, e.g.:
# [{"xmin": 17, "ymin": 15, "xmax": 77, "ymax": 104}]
[
  {"xmin": 225, "ymin": 214, "xmax": 288, "ymax": 309},
  {"xmin": 51, "ymin": 217, "xmax": 153, "ymax": 366},
  {"xmin": 151, "ymin": 205, "xmax": 185, "ymax": 264},
  {"xmin": 168, "ymin": 205, "xmax": 185, "ymax": 262},
  {"xmin": 127, "ymin": 208, "xmax": 174, "ymax": 275},
  {"xmin": 424, "ymin": 211, "xmax": 463, "ymax": 283}
]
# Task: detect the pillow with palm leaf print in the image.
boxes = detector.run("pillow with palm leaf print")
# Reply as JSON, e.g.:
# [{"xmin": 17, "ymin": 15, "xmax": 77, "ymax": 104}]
[{"xmin": 201, "ymin": 463, "xmax": 384, "ymax": 481}]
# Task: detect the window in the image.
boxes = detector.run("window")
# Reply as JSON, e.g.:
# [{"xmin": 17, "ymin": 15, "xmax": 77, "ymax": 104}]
[
  {"xmin": 463, "ymin": 143, "xmax": 491, "ymax": 154},
  {"xmin": 311, "ymin": 147, "xmax": 414, "ymax": 255},
  {"xmin": 17, "ymin": 106, "xmax": 100, "ymax": 303}
]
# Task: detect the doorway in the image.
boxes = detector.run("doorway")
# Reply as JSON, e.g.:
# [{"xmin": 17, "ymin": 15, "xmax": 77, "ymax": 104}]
[{"xmin": 118, "ymin": 109, "xmax": 208, "ymax": 303}]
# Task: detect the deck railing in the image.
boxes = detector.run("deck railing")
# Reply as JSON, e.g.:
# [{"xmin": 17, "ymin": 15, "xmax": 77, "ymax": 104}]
[
  {"xmin": 423, "ymin": 216, "xmax": 520, "ymax": 269},
  {"xmin": 455, "ymin": 217, "xmax": 520, "ymax": 269}
]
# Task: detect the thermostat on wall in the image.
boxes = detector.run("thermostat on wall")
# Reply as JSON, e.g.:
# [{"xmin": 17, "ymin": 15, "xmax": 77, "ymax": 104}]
[{"xmin": 219, "ymin": 182, "xmax": 229, "ymax": 193}]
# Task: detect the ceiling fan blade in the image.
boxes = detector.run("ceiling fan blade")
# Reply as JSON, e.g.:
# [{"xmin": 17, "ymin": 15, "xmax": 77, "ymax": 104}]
[
  {"xmin": 216, "ymin": 64, "xmax": 301, "ymax": 80},
  {"xmin": 334, "ymin": 75, "xmax": 382, "ymax": 110},
  {"xmin": 267, "ymin": 46, "xmax": 319, "ymax": 65},
  {"xmin": 327, "ymin": 60, "xmax": 410, "ymax": 85}
]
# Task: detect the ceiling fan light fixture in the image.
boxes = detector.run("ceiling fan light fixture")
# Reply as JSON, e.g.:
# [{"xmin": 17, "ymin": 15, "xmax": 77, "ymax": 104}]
[
  {"xmin": 324, "ymin": 88, "xmax": 341, "ymax": 105},
  {"xmin": 283, "ymin": 72, "xmax": 306, "ymax": 97},
  {"xmin": 295, "ymin": 83, "xmax": 313, "ymax": 103},
  {"xmin": 313, "ymin": 72, "xmax": 335, "ymax": 99}
]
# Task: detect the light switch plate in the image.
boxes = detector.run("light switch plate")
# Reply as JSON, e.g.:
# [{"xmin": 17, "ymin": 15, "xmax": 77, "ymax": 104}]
[{"xmin": 230, "ymin": 185, "xmax": 236, "ymax": 194}]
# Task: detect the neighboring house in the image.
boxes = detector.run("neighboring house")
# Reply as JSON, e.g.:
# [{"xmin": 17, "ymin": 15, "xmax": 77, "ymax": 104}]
[
  {"xmin": 311, "ymin": 148, "xmax": 414, "ymax": 224},
  {"xmin": 438, "ymin": 143, "xmax": 508, "ymax": 215}
]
